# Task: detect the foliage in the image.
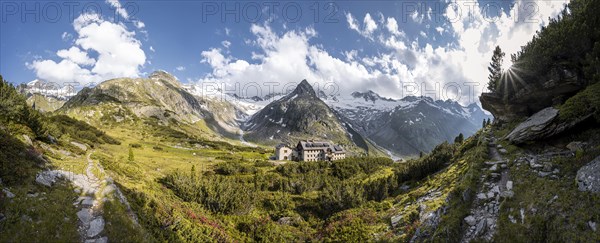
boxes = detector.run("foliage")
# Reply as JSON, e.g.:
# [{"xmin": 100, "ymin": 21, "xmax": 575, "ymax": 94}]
[
  {"xmin": 558, "ymin": 80, "xmax": 600, "ymax": 122},
  {"xmin": 505, "ymin": 0, "xmax": 600, "ymax": 97},
  {"xmin": 487, "ymin": 46, "xmax": 505, "ymax": 94},
  {"xmin": 162, "ymin": 172, "xmax": 256, "ymax": 215}
]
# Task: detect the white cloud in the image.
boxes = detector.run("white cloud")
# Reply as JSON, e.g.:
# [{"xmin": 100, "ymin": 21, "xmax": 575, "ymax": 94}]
[
  {"xmin": 106, "ymin": 0, "xmax": 129, "ymax": 20},
  {"xmin": 149, "ymin": 46, "xmax": 155, "ymax": 52},
  {"xmin": 56, "ymin": 47, "xmax": 95, "ymax": 66},
  {"xmin": 363, "ymin": 13, "xmax": 378, "ymax": 35},
  {"xmin": 346, "ymin": 12, "xmax": 379, "ymax": 40},
  {"xmin": 134, "ymin": 20, "xmax": 145, "ymax": 29},
  {"xmin": 176, "ymin": 66, "xmax": 185, "ymax": 71},
  {"xmin": 61, "ymin": 32, "xmax": 73, "ymax": 41},
  {"xmin": 411, "ymin": 10, "xmax": 423, "ymax": 23},
  {"xmin": 386, "ymin": 17, "xmax": 405, "ymax": 37},
  {"xmin": 435, "ymin": 26, "xmax": 444, "ymax": 35},
  {"xmin": 419, "ymin": 31, "xmax": 427, "ymax": 39},
  {"xmin": 221, "ymin": 40, "xmax": 231, "ymax": 48},
  {"xmin": 196, "ymin": 1, "xmax": 569, "ymax": 104},
  {"xmin": 28, "ymin": 13, "xmax": 146, "ymax": 86},
  {"xmin": 225, "ymin": 27, "xmax": 231, "ymax": 36}
]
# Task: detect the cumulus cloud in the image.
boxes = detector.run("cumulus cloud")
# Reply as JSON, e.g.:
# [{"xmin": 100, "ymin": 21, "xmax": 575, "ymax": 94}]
[
  {"xmin": 386, "ymin": 17, "xmax": 406, "ymax": 37},
  {"xmin": 56, "ymin": 47, "xmax": 95, "ymax": 66},
  {"xmin": 346, "ymin": 12, "xmax": 379, "ymax": 40},
  {"xmin": 28, "ymin": 13, "xmax": 146, "ymax": 86},
  {"xmin": 106, "ymin": 0, "xmax": 129, "ymax": 20}
]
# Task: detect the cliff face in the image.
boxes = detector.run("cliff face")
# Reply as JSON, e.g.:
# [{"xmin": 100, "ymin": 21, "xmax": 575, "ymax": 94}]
[{"xmin": 480, "ymin": 71, "xmax": 583, "ymax": 122}]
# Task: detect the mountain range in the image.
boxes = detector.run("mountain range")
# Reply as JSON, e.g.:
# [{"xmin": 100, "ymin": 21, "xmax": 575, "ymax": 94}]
[{"xmin": 25, "ymin": 71, "xmax": 490, "ymax": 158}]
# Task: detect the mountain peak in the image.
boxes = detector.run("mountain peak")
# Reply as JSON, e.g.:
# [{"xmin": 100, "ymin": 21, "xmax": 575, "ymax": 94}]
[
  {"xmin": 292, "ymin": 79, "xmax": 316, "ymax": 97},
  {"xmin": 149, "ymin": 70, "xmax": 178, "ymax": 84}
]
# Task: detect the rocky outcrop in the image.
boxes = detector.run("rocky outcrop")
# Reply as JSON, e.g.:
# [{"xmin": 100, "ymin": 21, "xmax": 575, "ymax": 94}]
[
  {"xmin": 479, "ymin": 73, "xmax": 582, "ymax": 122},
  {"xmin": 505, "ymin": 107, "xmax": 591, "ymax": 144},
  {"xmin": 576, "ymin": 156, "xmax": 600, "ymax": 193}
]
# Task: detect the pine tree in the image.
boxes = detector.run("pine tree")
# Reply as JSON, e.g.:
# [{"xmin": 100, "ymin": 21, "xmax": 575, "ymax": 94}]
[
  {"xmin": 483, "ymin": 119, "xmax": 487, "ymax": 128},
  {"xmin": 454, "ymin": 133, "xmax": 464, "ymax": 144},
  {"xmin": 190, "ymin": 165, "xmax": 196, "ymax": 181},
  {"xmin": 128, "ymin": 147, "xmax": 134, "ymax": 162},
  {"xmin": 487, "ymin": 118, "xmax": 491, "ymax": 126},
  {"xmin": 487, "ymin": 46, "xmax": 505, "ymax": 94}
]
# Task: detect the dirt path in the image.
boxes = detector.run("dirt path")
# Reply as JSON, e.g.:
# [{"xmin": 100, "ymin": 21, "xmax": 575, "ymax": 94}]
[
  {"xmin": 74, "ymin": 151, "xmax": 139, "ymax": 243},
  {"xmin": 461, "ymin": 136, "xmax": 513, "ymax": 242}
]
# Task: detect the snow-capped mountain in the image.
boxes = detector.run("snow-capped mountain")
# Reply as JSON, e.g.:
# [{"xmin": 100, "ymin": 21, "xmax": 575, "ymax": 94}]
[
  {"xmin": 322, "ymin": 92, "xmax": 492, "ymax": 157},
  {"xmin": 18, "ymin": 79, "xmax": 77, "ymax": 100}
]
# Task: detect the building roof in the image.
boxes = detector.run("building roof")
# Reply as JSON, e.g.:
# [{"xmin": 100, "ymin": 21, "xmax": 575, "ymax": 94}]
[
  {"xmin": 297, "ymin": 140, "xmax": 345, "ymax": 153},
  {"xmin": 276, "ymin": 143, "xmax": 290, "ymax": 149}
]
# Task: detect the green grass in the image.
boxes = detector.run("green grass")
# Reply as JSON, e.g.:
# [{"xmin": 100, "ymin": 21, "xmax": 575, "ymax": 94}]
[{"xmin": 0, "ymin": 181, "xmax": 80, "ymax": 242}]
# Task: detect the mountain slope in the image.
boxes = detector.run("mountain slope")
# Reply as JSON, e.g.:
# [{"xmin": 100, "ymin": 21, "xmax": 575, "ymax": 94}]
[
  {"xmin": 326, "ymin": 93, "xmax": 491, "ymax": 157},
  {"xmin": 243, "ymin": 80, "xmax": 376, "ymax": 154}
]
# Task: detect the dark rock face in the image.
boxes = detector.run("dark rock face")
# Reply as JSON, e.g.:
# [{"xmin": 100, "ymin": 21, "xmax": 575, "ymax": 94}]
[
  {"xmin": 577, "ymin": 156, "xmax": 600, "ymax": 193},
  {"xmin": 480, "ymin": 77, "xmax": 583, "ymax": 122}
]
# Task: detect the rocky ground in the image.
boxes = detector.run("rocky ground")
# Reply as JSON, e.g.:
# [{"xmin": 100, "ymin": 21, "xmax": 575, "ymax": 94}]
[
  {"xmin": 35, "ymin": 150, "xmax": 138, "ymax": 243},
  {"xmin": 461, "ymin": 135, "xmax": 513, "ymax": 242}
]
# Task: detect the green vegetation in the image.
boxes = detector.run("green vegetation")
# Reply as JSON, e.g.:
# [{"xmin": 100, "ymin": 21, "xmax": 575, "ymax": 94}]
[
  {"xmin": 487, "ymin": 45, "xmax": 505, "ymax": 94},
  {"xmin": 489, "ymin": 0, "xmax": 600, "ymax": 99},
  {"xmin": 559, "ymin": 80, "xmax": 600, "ymax": 122}
]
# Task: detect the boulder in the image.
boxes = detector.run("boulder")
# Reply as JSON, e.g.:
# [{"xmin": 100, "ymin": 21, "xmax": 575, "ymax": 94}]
[
  {"xmin": 576, "ymin": 156, "xmax": 600, "ymax": 193},
  {"xmin": 3, "ymin": 188, "xmax": 15, "ymax": 198},
  {"xmin": 391, "ymin": 214, "xmax": 403, "ymax": 227},
  {"xmin": 77, "ymin": 208, "xmax": 93, "ymax": 224},
  {"xmin": 566, "ymin": 141, "xmax": 587, "ymax": 152},
  {"xmin": 87, "ymin": 217, "xmax": 105, "ymax": 237},
  {"xmin": 506, "ymin": 181, "xmax": 513, "ymax": 191},
  {"xmin": 465, "ymin": 215, "xmax": 476, "ymax": 226},
  {"xmin": 506, "ymin": 107, "xmax": 591, "ymax": 144}
]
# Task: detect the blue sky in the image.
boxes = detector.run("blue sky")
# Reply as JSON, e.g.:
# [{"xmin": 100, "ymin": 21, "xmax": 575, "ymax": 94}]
[{"xmin": 1, "ymin": 0, "xmax": 569, "ymax": 104}]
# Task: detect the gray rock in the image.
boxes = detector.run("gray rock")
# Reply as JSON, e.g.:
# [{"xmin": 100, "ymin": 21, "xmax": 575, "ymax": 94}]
[
  {"xmin": 465, "ymin": 215, "xmax": 476, "ymax": 226},
  {"xmin": 506, "ymin": 107, "xmax": 591, "ymax": 144},
  {"xmin": 475, "ymin": 219, "xmax": 487, "ymax": 236},
  {"xmin": 477, "ymin": 193, "xmax": 487, "ymax": 200},
  {"xmin": 85, "ymin": 237, "xmax": 108, "ymax": 243},
  {"xmin": 277, "ymin": 217, "xmax": 294, "ymax": 225},
  {"xmin": 500, "ymin": 191, "xmax": 514, "ymax": 198},
  {"xmin": 489, "ymin": 164, "xmax": 498, "ymax": 172},
  {"xmin": 576, "ymin": 156, "xmax": 600, "ymax": 193},
  {"xmin": 391, "ymin": 214, "xmax": 403, "ymax": 227},
  {"xmin": 506, "ymin": 181, "xmax": 513, "ymax": 191},
  {"xmin": 77, "ymin": 208, "xmax": 93, "ymax": 224},
  {"xmin": 70, "ymin": 141, "xmax": 87, "ymax": 151},
  {"xmin": 499, "ymin": 148, "xmax": 508, "ymax": 154},
  {"xmin": 542, "ymin": 163, "xmax": 553, "ymax": 172},
  {"xmin": 538, "ymin": 171, "xmax": 551, "ymax": 177},
  {"xmin": 22, "ymin": 135, "xmax": 33, "ymax": 146},
  {"xmin": 487, "ymin": 191, "xmax": 495, "ymax": 199},
  {"xmin": 589, "ymin": 221, "xmax": 597, "ymax": 232},
  {"xmin": 81, "ymin": 197, "xmax": 95, "ymax": 207},
  {"xmin": 509, "ymin": 215, "xmax": 517, "ymax": 224},
  {"xmin": 87, "ymin": 217, "xmax": 105, "ymax": 237},
  {"xmin": 3, "ymin": 188, "xmax": 15, "ymax": 198},
  {"xmin": 566, "ymin": 141, "xmax": 586, "ymax": 152},
  {"xmin": 506, "ymin": 107, "xmax": 558, "ymax": 143}
]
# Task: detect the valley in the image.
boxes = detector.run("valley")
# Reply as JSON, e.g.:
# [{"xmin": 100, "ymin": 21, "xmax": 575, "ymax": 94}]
[{"xmin": 2, "ymin": 0, "xmax": 600, "ymax": 242}]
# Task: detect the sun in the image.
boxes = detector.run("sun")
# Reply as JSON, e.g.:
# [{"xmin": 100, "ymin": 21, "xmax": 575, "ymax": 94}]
[{"xmin": 502, "ymin": 58, "xmax": 513, "ymax": 71}]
